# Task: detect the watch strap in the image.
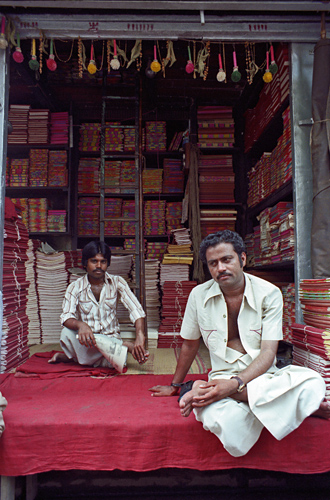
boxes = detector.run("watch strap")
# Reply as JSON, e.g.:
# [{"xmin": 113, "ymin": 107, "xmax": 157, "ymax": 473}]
[{"xmin": 230, "ymin": 375, "xmax": 246, "ymax": 393}]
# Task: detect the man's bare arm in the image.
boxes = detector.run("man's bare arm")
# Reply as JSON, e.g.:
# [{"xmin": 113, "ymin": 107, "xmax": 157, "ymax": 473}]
[{"xmin": 149, "ymin": 338, "xmax": 201, "ymax": 397}]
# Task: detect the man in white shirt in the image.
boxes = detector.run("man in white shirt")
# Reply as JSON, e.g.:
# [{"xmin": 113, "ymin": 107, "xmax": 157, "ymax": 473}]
[
  {"xmin": 49, "ymin": 240, "xmax": 148, "ymax": 368},
  {"xmin": 150, "ymin": 230, "xmax": 330, "ymax": 456}
]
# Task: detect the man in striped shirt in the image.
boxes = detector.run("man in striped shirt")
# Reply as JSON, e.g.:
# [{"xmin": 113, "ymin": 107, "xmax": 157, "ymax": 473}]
[{"xmin": 49, "ymin": 240, "xmax": 148, "ymax": 369}]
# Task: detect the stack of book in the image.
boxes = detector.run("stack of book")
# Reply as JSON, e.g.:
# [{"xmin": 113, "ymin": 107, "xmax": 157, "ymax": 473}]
[
  {"xmin": 50, "ymin": 111, "xmax": 69, "ymax": 145},
  {"xmin": 48, "ymin": 150, "xmax": 68, "ymax": 187},
  {"xmin": 142, "ymin": 169, "xmax": 163, "ymax": 193},
  {"xmin": 163, "ymin": 158, "xmax": 184, "ymax": 193},
  {"xmin": 291, "ymin": 322, "xmax": 330, "ymax": 401},
  {"xmin": 78, "ymin": 158, "xmax": 100, "ymax": 193},
  {"xmin": 77, "ymin": 197, "xmax": 99, "ymax": 235},
  {"xmin": 104, "ymin": 160, "xmax": 121, "ymax": 193},
  {"xmin": 145, "ymin": 121, "xmax": 166, "ymax": 151},
  {"xmin": 197, "ymin": 106, "xmax": 235, "ymax": 148},
  {"xmin": 28, "ymin": 198, "xmax": 48, "ymax": 233},
  {"xmin": 144, "ymin": 200, "xmax": 166, "ymax": 235},
  {"xmin": 28, "ymin": 109, "xmax": 50, "ymax": 144},
  {"xmin": 47, "ymin": 209, "xmax": 67, "ymax": 232},
  {"xmin": 8, "ymin": 104, "xmax": 30, "ymax": 144},
  {"xmin": 105, "ymin": 122, "xmax": 124, "ymax": 152},
  {"xmin": 199, "ymin": 155, "xmax": 235, "ymax": 203},
  {"xmin": 9, "ymin": 158, "xmax": 29, "ymax": 187},
  {"xmin": 200, "ymin": 208, "xmax": 237, "ymax": 239},
  {"xmin": 1, "ymin": 199, "xmax": 30, "ymax": 372},
  {"xmin": 166, "ymin": 201, "xmax": 183, "ymax": 233},
  {"xmin": 29, "ymin": 149, "xmax": 48, "ymax": 187},
  {"xmin": 158, "ymin": 281, "xmax": 197, "ymax": 348},
  {"xmin": 79, "ymin": 122, "xmax": 100, "ymax": 152},
  {"xmin": 104, "ymin": 198, "xmax": 122, "ymax": 236},
  {"xmin": 122, "ymin": 200, "xmax": 136, "ymax": 236}
]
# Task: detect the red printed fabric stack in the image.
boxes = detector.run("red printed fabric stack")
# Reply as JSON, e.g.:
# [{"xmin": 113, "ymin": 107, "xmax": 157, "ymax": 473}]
[
  {"xmin": 158, "ymin": 281, "xmax": 197, "ymax": 348},
  {"xmin": 1, "ymin": 198, "xmax": 30, "ymax": 373},
  {"xmin": 299, "ymin": 278, "xmax": 330, "ymax": 330},
  {"xmin": 291, "ymin": 323, "xmax": 330, "ymax": 401},
  {"xmin": 50, "ymin": 111, "xmax": 69, "ymax": 145}
]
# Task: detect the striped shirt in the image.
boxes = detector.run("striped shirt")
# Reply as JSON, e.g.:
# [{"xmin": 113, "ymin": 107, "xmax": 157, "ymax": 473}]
[{"xmin": 60, "ymin": 272, "xmax": 146, "ymax": 336}]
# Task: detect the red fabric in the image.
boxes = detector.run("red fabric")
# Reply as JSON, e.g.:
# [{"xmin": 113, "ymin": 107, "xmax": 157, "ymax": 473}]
[
  {"xmin": 1, "ymin": 371, "xmax": 330, "ymax": 476},
  {"xmin": 14, "ymin": 351, "xmax": 118, "ymax": 378}
]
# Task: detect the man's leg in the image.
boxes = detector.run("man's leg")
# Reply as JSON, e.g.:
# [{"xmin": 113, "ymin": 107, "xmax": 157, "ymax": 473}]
[{"xmin": 49, "ymin": 327, "xmax": 103, "ymax": 366}]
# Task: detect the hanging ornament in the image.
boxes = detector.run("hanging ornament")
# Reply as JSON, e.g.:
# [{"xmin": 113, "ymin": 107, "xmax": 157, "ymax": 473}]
[
  {"xmin": 231, "ymin": 45, "xmax": 241, "ymax": 82},
  {"xmin": 150, "ymin": 43, "xmax": 161, "ymax": 73},
  {"xmin": 0, "ymin": 16, "xmax": 8, "ymax": 49},
  {"xmin": 216, "ymin": 51, "xmax": 226, "ymax": 82},
  {"xmin": 269, "ymin": 44, "xmax": 278, "ymax": 75},
  {"xmin": 110, "ymin": 39, "xmax": 120, "ymax": 70},
  {"xmin": 12, "ymin": 32, "xmax": 24, "ymax": 63},
  {"xmin": 46, "ymin": 39, "xmax": 57, "ymax": 71},
  {"xmin": 263, "ymin": 49, "xmax": 273, "ymax": 83},
  {"xmin": 87, "ymin": 41, "xmax": 97, "ymax": 74},
  {"xmin": 185, "ymin": 45, "xmax": 194, "ymax": 74},
  {"xmin": 127, "ymin": 39, "xmax": 142, "ymax": 70},
  {"xmin": 29, "ymin": 39, "xmax": 39, "ymax": 71},
  {"xmin": 145, "ymin": 57, "xmax": 156, "ymax": 79}
]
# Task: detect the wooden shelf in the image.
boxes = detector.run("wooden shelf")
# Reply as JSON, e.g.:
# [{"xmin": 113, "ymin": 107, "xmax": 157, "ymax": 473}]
[{"xmin": 247, "ymin": 179, "xmax": 292, "ymax": 218}]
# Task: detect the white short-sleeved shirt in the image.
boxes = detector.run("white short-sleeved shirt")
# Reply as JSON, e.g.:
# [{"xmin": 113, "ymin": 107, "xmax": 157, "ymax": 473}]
[
  {"xmin": 60, "ymin": 272, "xmax": 146, "ymax": 335},
  {"xmin": 180, "ymin": 272, "xmax": 283, "ymax": 374}
]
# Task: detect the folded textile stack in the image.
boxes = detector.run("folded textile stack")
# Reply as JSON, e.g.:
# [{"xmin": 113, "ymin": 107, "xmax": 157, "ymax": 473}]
[
  {"xmin": 145, "ymin": 121, "xmax": 166, "ymax": 151},
  {"xmin": 7, "ymin": 104, "xmax": 30, "ymax": 144},
  {"xmin": 9, "ymin": 158, "xmax": 29, "ymax": 187},
  {"xmin": 299, "ymin": 278, "xmax": 330, "ymax": 330},
  {"xmin": 28, "ymin": 198, "xmax": 48, "ymax": 233},
  {"xmin": 105, "ymin": 122, "xmax": 124, "ymax": 152},
  {"xmin": 197, "ymin": 106, "xmax": 235, "ymax": 148},
  {"xmin": 78, "ymin": 158, "xmax": 100, "ymax": 193},
  {"xmin": 122, "ymin": 200, "xmax": 136, "ymax": 236},
  {"xmin": 166, "ymin": 201, "xmax": 183, "ymax": 233},
  {"xmin": 29, "ymin": 149, "xmax": 48, "ymax": 187},
  {"xmin": 144, "ymin": 200, "xmax": 166, "ymax": 235},
  {"xmin": 77, "ymin": 197, "xmax": 99, "ymax": 235},
  {"xmin": 291, "ymin": 323, "xmax": 330, "ymax": 401},
  {"xmin": 48, "ymin": 150, "xmax": 68, "ymax": 187},
  {"xmin": 104, "ymin": 160, "xmax": 121, "ymax": 193},
  {"xmin": 79, "ymin": 122, "xmax": 100, "ymax": 152},
  {"xmin": 163, "ymin": 158, "xmax": 184, "ymax": 193},
  {"xmin": 104, "ymin": 198, "xmax": 122, "ymax": 236},
  {"xmin": 28, "ymin": 109, "xmax": 50, "ymax": 144},
  {"xmin": 142, "ymin": 169, "xmax": 163, "ymax": 194},
  {"xmin": 26, "ymin": 239, "xmax": 41, "ymax": 345},
  {"xmin": 50, "ymin": 111, "xmax": 69, "ymax": 145}
]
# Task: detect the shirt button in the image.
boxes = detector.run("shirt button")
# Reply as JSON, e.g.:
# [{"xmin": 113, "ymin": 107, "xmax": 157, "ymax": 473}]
[
  {"xmin": 224, "ymin": 339, "xmax": 226, "ymax": 343},
  {"xmin": 223, "ymin": 314, "xmax": 226, "ymax": 318}
]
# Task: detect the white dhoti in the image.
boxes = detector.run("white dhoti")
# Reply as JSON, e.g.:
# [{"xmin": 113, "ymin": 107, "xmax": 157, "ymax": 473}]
[
  {"xmin": 0, "ymin": 392, "xmax": 8, "ymax": 437},
  {"xmin": 194, "ymin": 360, "xmax": 325, "ymax": 457},
  {"xmin": 60, "ymin": 327, "xmax": 128, "ymax": 372}
]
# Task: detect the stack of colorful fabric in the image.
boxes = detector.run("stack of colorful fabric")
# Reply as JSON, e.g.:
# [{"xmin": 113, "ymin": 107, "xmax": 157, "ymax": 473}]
[
  {"xmin": 299, "ymin": 278, "xmax": 330, "ymax": 330},
  {"xmin": 10, "ymin": 198, "xmax": 29, "ymax": 228},
  {"xmin": 144, "ymin": 200, "xmax": 166, "ymax": 235},
  {"xmin": 145, "ymin": 121, "xmax": 166, "ymax": 151},
  {"xmin": 77, "ymin": 197, "xmax": 99, "ymax": 235},
  {"xmin": 163, "ymin": 158, "xmax": 184, "ymax": 193},
  {"xmin": 123, "ymin": 127, "xmax": 135, "ymax": 151},
  {"xmin": 7, "ymin": 104, "xmax": 30, "ymax": 144},
  {"xmin": 104, "ymin": 198, "xmax": 122, "ymax": 236},
  {"xmin": 28, "ymin": 198, "xmax": 48, "ymax": 233},
  {"xmin": 146, "ymin": 241, "xmax": 167, "ymax": 261},
  {"xmin": 198, "ymin": 155, "xmax": 235, "ymax": 203},
  {"xmin": 158, "ymin": 281, "xmax": 197, "ymax": 347},
  {"xmin": 200, "ymin": 208, "xmax": 237, "ymax": 239},
  {"xmin": 258, "ymin": 202, "xmax": 294, "ymax": 265},
  {"xmin": 47, "ymin": 210, "xmax": 67, "ymax": 233},
  {"xmin": 48, "ymin": 150, "xmax": 68, "ymax": 187},
  {"xmin": 1, "ymin": 199, "xmax": 30, "ymax": 372},
  {"xmin": 29, "ymin": 149, "xmax": 48, "ymax": 187},
  {"xmin": 142, "ymin": 169, "xmax": 163, "ymax": 193},
  {"xmin": 165, "ymin": 201, "xmax": 182, "ymax": 233},
  {"xmin": 79, "ymin": 123, "xmax": 100, "ymax": 152},
  {"xmin": 122, "ymin": 200, "xmax": 136, "ymax": 236},
  {"xmin": 104, "ymin": 160, "xmax": 121, "ymax": 193},
  {"xmin": 291, "ymin": 323, "xmax": 330, "ymax": 401},
  {"xmin": 197, "ymin": 106, "xmax": 235, "ymax": 148},
  {"xmin": 120, "ymin": 160, "xmax": 135, "ymax": 194},
  {"xmin": 9, "ymin": 158, "xmax": 29, "ymax": 187},
  {"xmin": 78, "ymin": 158, "xmax": 100, "ymax": 193},
  {"xmin": 28, "ymin": 109, "xmax": 50, "ymax": 144},
  {"xmin": 50, "ymin": 111, "xmax": 69, "ymax": 145},
  {"xmin": 105, "ymin": 122, "xmax": 124, "ymax": 152}
]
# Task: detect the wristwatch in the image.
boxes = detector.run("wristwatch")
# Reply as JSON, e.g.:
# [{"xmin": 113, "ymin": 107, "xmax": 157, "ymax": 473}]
[
  {"xmin": 230, "ymin": 375, "xmax": 246, "ymax": 393},
  {"xmin": 171, "ymin": 382, "xmax": 184, "ymax": 388}
]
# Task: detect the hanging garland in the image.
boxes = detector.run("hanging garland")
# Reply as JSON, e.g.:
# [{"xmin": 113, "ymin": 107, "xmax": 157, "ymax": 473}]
[{"xmin": 53, "ymin": 39, "xmax": 74, "ymax": 63}]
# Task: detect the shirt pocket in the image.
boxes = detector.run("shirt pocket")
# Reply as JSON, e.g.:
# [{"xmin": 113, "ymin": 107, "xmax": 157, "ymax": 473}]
[
  {"xmin": 104, "ymin": 297, "xmax": 117, "ymax": 312},
  {"xmin": 245, "ymin": 324, "xmax": 262, "ymax": 349},
  {"xmin": 78, "ymin": 300, "xmax": 93, "ymax": 315},
  {"xmin": 199, "ymin": 326, "xmax": 219, "ymax": 352}
]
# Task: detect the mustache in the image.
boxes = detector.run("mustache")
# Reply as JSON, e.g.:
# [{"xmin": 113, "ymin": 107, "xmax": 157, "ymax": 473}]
[{"xmin": 217, "ymin": 272, "xmax": 231, "ymax": 279}]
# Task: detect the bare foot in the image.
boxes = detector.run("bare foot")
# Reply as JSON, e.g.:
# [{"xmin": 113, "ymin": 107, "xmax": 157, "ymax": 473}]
[
  {"xmin": 48, "ymin": 352, "xmax": 71, "ymax": 364},
  {"xmin": 179, "ymin": 380, "xmax": 206, "ymax": 418},
  {"xmin": 312, "ymin": 400, "xmax": 330, "ymax": 420}
]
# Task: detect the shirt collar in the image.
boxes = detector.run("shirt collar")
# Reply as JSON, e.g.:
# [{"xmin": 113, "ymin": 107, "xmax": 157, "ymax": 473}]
[
  {"xmin": 203, "ymin": 272, "xmax": 257, "ymax": 312},
  {"xmin": 81, "ymin": 271, "xmax": 113, "ymax": 290}
]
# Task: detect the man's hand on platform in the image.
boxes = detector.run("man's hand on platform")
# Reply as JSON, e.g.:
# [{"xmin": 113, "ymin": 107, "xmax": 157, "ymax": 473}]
[{"xmin": 149, "ymin": 385, "xmax": 179, "ymax": 397}]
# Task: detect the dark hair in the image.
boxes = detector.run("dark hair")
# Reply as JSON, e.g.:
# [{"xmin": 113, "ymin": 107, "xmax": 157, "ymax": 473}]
[
  {"xmin": 82, "ymin": 241, "xmax": 111, "ymax": 268},
  {"xmin": 199, "ymin": 230, "xmax": 246, "ymax": 266}
]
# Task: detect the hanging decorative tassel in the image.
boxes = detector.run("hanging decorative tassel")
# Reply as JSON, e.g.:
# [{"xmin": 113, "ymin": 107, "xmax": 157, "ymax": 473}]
[
  {"xmin": 263, "ymin": 49, "xmax": 273, "ymax": 83},
  {"xmin": 110, "ymin": 39, "xmax": 120, "ymax": 70},
  {"xmin": 29, "ymin": 39, "xmax": 39, "ymax": 70},
  {"xmin": 87, "ymin": 41, "xmax": 97, "ymax": 74},
  {"xmin": 231, "ymin": 45, "xmax": 241, "ymax": 82},
  {"xmin": 163, "ymin": 40, "xmax": 176, "ymax": 68},
  {"xmin": 38, "ymin": 31, "xmax": 45, "ymax": 74},
  {"xmin": 196, "ymin": 42, "xmax": 209, "ymax": 78},
  {"xmin": 127, "ymin": 39, "xmax": 142, "ymax": 70},
  {"xmin": 46, "ymin": 39, "xmax": 57, "ymax": 71},
  {"xmin": 269, "ymin": 44, "xmax": 278, "ymax": 74},
  {"xmin": 203, "ymin": 41, "xmax": 210, "ymax": 80},
  {"xmin": 150, "ymin": 42, "xmax": 161, "ymax": 73},
  {"xmin": 185, "ymin": 45, "xmax": 194, "ymax": 74},
  {"xmin": 13, "ymin": 31, "xmax": 24, "ymax": 63},
  {"xmin": 0, "ymin": 16, "xmax": 8, "ymax": 49},
  {"xmin": 216, "ymin": 49, "xmax": 226, "ymax": 82}
]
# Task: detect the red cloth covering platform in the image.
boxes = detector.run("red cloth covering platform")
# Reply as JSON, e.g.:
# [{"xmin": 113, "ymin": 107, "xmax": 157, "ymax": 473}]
[{"xmin": 1, "ymin": 354, "xmax": 330, "ymax": 477}]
